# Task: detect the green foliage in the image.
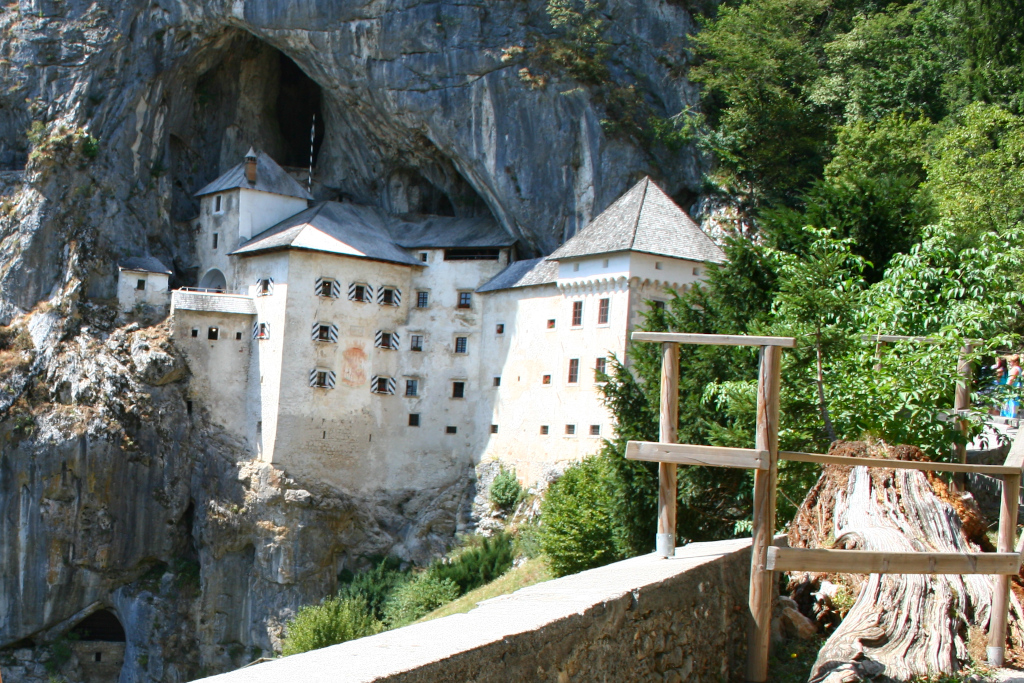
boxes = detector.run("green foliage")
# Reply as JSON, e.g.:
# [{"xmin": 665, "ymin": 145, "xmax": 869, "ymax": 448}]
[
  {"xmin": 44, "ymin": 635, "xmax": 77, "ymax": 674},
  {"xmin": 27, "ymin": 122, "xmax": 99, "ymax": 164},
  {"xmin": 538, "ymin": 457, "xmax": 619, "ymax": 576},
  {"xmin": 428, "ymin": 533, "xmax": 514, "ymax": 594},
  {"xmin": 489, "ymin": 467, "xmax": 524, "ymax": 511},
  {"xmin": 382, "ymin": 575, "xmax": 460, "ymax": 627},
  {"xmin": 514, "ymin": 522, "xmax": 544, "ymax": 559},
  {"xmin": 544, "ymin": 0, "xmax": 611, "ymax": 84},
  {"xmin": 281, "ymin": 595, "xmax": 383, "ymax": 656},
  {"xmin": 337, "ymin": 557, "xmax": 408, "ymax": 622}
]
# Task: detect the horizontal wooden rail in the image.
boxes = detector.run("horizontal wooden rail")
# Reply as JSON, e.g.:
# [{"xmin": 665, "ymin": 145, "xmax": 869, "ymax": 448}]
[
  {"xmin": 1004, "ymin": 433, "xmax": 1024, "ymax": 470},
  {"xmin": 767, "ymin": 547, "xmax": 1021, "ymax": 574},
  {"xmin": 631, "ymin": 332, "xmax": 797, "ymax": 348},
  {"xmin": 780, "ymin": 451, "xmax": 1022, "ymax": 476},
  {"xmin": 626, "ymin": 441, "xmax": 769, "ymax": 470}
]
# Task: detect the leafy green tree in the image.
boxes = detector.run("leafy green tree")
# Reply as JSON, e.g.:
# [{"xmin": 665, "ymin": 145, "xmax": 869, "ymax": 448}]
[
  {"xmin": 538, "ymin": 457, "xmax": 619, "ymax": 576},
  {"xmin": 282, "ymin": 595, "xmax": 383, "ymax": 656},
  {"xmin": 382, "ymin": 575, "xmax": 460, "ymax": 628}
]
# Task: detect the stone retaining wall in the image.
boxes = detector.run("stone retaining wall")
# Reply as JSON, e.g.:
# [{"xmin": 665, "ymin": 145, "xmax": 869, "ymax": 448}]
[{"xmin": 197, "ymin": 537, "xmax": 753, "ymax": 683}]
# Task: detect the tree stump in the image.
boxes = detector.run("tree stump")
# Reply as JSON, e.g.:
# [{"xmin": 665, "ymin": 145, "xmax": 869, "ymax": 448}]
[{"xmin": 788, "ymin": 441, "xmax": 1006, "ymax": 682}]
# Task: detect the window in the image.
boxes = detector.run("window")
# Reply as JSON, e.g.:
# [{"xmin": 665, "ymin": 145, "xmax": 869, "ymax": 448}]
[
  {"xmin": 568, "ymin": 358, "xmax": 579, "ymax": 384},
  {"xmin": 496, "ymin": 323, "xmax": 504, "ymax": 335},
  {"xmin": 565, "ymin": 424, "xmax": 576, "ymax": 435},
  {"xmin": 546, "ymin": 319, "xmax": 555, "ymax": 329},
  {"xmin": 595, "ymin": 357, "xmax": 607, "ymax": 378},
  {"xmin": 135, "ymin": 278, "xmax": 146, "ymax": 291},
  {"xmin": 254, "ymin": 322, "xmax": 270, "ymax": 340},
  {"xmin": 405, "ymin": 379, "xmax": 418, "ymax": 397},
  {"xmin": 186, "ymin": 400, "xmax": 193, "ymax": 415},
  {"xmin": 573, "ymin": 262, "xmax": 579, "ymax": 272},
  {"xmin": 444, "ymin": 248, "xmax": 500, "ymax": 261},
  {"xmin": 420, "ymin": 252, "xmax": 428, "ymax": 262},
  {"xmin": 375, "ymin": 331, "xmax": 399, "ymax": 350},
  {"xmin": 454, "ymin": 336, "xmax": 468, "ymax": 354},
  {"xmin": 208, "ymin": 327, "xmax": 219, "ymax": 340},
  {"xmin": 542, "ymin": 374, "xmax": 551, "ymax": 385},
  {"xmin": 409, "ymin": 413, "xmax": 420, "ymax": 427},
  {"xmin": 410, "ymin": 334, "xmax": 424, "ymax": 352},
  {"xmin": 452, "ymin": 381, "xmax": 465, "ymax": 398},
  {"xmin": 379, "ymin": 287, "xmax": 400, "ymax": 306},
  {"xmin": 312, "ymin": 323, "xmax": 338, "ymax": 343},
  {"xmin": 349, "ymin": 283, "xmax": 372, "ymax": 302},
  {"xmin": 257, "ymin": 278, "xmax": 273, "ymax": 296},
  {"xmin": 458, "ymin": 292, "xmax": 472, "ymax": 309},
  {"xmin": 446, "ymin": 425, "xmax": 458, "ymax": 434},
  {"xmin": 571, "ymin": 301, "xmax": 583, "ymax": 327},
  {"xmin": 214, "ymin": 195, "xmax": 222, "ymax": 213},
  {"xmin": 598, "ymin": 298, "xmax": 610, "ymax": 325},
  {"xmin": 493, "ymin": 376, "xmax": 501, "ymax": 387},
  {"xmin": 655, "ymin": 261, "xmax": 663, "ymax": 270},
  {"xmin": 95, "ymin": 652, "xmax": 102, "ymax": 663},
  {"xmin": 693, "ymin": 267, "xmax": 701, "ymax": 276},
  {"xmin": 235, "ymin": 331, "xmax": 242, "ymax": 340},
  {"xmin": 590, "ymin": 424, "xmax": 601, "ymax": 436},
  {"xmin": 316, "ymin": 278, "xmax": 339, "ymax": 298},
  {"xmin": 212, "ymin": 233, "xmax": 219, "ymax": 249},
  {"xmin": 602, "ymin": 258, "xmax": 609, "ymax": 268},
  {"xmin": 311, "ymin": 370, "xmax": 337, "ymax": 389},
  {"xmin": 191, "ymin": 328, "xmax": 198, "ymax": 338},
  {"xmin": 491, "ymin": 424, "xmax": 498, "ymax": 434},
  {"xmin": 540, "ymin": 425, "xmax": 549, "ymax": 435},
  {"xmin": 652, "ymin": 300, "xmax": 665, "ymax": 311},
  {"xmin": 417, "ymin": 291, "xmax": 429, "ymax": 308},
  {"xmin": 371, "ymin": 376, "xmax": 395, "ymax": 394}
]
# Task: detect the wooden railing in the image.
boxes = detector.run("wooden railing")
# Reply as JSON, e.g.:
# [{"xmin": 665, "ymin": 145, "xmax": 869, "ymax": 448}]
[{"xmin": 627, "ymin": 331, "xmax": 1024, "ymax": 682}]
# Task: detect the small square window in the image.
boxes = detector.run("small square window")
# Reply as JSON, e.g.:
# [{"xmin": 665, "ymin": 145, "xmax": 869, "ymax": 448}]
[
  {"xmin": 565, "ymin": 424, "xmax": 576, "ymax": 435},
  {"xmin": 409, "ymin": 413, "xmax": 420, "ymax": 427},
  {"xmin": 546, "ymin": 319, "xmax": 555, "ymax": 329},
  {"xmin": 598, "ymin": 298, "xmax": 610, "ymax": 325},
  {"xmin": 405, "ymin": 379, "xmax": 418, "ymax": 397},
  {"xmin": 191, "ymin": 328, "xmax": 198, "ymax": 338},
  {"xmin": 381, "ymin": 288, "xmax": 397, "ymax": 306},
  {"xmin": 542, "ymin": 374, "xmax": 551, "ymax": 385},
  {"xmin": 540, "ymin": 425, "xmax": 549, "ymax": 435},
  {"xmin": 446, "ymin": 425, "xmax": 458, "ymax": 434},
  {"xmin": 458, "ymin": 292, "xmax": 472, "ymax": 309},
  {"xmin": 571, "ymin": 301, "xmax": 583, "ymax": 327},
  {"xmin": 452, "ymin": 381, "xmax": 465, "ymax": 399},
  {"xmin": 655, "ymin": 261, "xmax": 663, "ymax": 270},
  {"xmin": 374, "ymin": 377, "xmax": 391, "ymax": 393},
  {"xmin": 212, "ymin": 233, "xmax": 219, "ymax": 249},
  {"xmin": 256, "ymin": 323, "xmax": 270, "ymax": 340},
  {"xmin": 491, "ymin": 424, "xmax": 498, "ymax": 434},
  {"xmin": 590, "ymin": 424, "xmax": 601, "ymax": 436},
  {"xmin": 417, "ymin": 291, "xmax": 429, "ymax": 308},
  {"xmin": 496, "ymin": 323, "xmax": 504, "ymax": 335},
  {"xmin": 315, "ymin": 371, "xmax": 330, "ymax": 388},
  {"xmin": 235, "ymin": 331, "xmax": 242, "ymax": 340},
  {"xmin": 136, "ymin": 278, "xmax": 146, "ymax": 291},
  {"xmin": 317, "ymin": 325, "xmax": 333, "ymax": 342},
  {"xmin": 410, "ymin": 334, "xmax": 424, "ymax": 352},
  {"xmin": 208, "ymin": 327, "xmax": 219, "ymax": 340},
  {"xmin": 652, "ymin": 300, "xmax": 665, "ymax": 311},
  {"xmin": 317, "ymin": 279, "xmax": 337, "ymax": 297},
  {"xmin": 493, "ymin": 376, "xmax": 501, "ymax": 387},
  {"xmin": 454, "ymin": 336, "xmax": 468, "ymax": 354},
  {"xmin": 351, "ymin": 284, "xmax": 370, "ymax": 302},
  {"xmin": 420, "ymin": 252, "xmax": 428, "ymax": 262},
  {"xmin": 693, "ymin": 267, "xmax": 701, "ymax": 276},
  {"xmin": 258, "ymin": 279, "xmax": 272, "ymax": 296},
  {"xmin": 568, "ymin": 358, "xmax": 579, "ymax": 384}
]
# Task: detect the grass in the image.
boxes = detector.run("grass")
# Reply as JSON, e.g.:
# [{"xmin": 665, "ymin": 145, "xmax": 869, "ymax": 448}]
[
  {"xmin": 415, "ymin": 557, "xmax": 553, "ymax": 623},
  {"xmin": 768, "ymin": 635, "xmax": 827, "ymax": 683}
]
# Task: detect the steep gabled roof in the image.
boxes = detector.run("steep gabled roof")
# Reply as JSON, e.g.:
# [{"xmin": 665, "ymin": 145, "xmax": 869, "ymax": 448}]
[
  {"xmin": 195, "ymin": 150, "xmax": 314, "ymax": 201},
  {"xmin": 230, "ymin": 202, "xmax": 423, "ymax": 266},
  {"xmin": 119, "ymin": 256, "xmax": 172, "ymax": 275},
  {"xmin": 547, "ymin": 177, "xmax": 725, "ymax": 264},
  {"xmin": 476, "ymin": 258, "xmax": 558, "ymax": 293},
  {"xmin": 387, "ymin": 215, "xmax": 515, "ymax": 249}
]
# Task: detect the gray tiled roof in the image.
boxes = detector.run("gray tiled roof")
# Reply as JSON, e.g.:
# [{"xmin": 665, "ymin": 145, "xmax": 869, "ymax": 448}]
[
  {"xmin": 230, "ymin": 202, "xmax": 424, "ymax": 266},
  {"xmin": 547, "ymin": 177, "xmax": 725, "ymax": 264},
  {"xmin": 195, "ymin": 150, "xmax": 314, "ymax": 201},
  {"xmin": 388, "ymin": 215, "xmax": 515, "ymax": 249},
  {"xmin": 171, "ymin": 291, "xmax": 256, "ymax": 315},
  {"xmin": 477, "ymin": 258, "xmax": 558, "ymax": 293},
  {"xmin": 119, "ymin": 256, "xmax": 172, "ymax": 275}
]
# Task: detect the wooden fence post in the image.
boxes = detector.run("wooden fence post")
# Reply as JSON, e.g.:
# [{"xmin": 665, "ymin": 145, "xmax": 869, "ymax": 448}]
[
  {"xmin": 657, "ymin": 342, "xmax": 680, "ymax": 558},
  {"xmin": 747, "ymin": 345, "xmax": 782, "ymax": 682},
  {"xmin": 988, "ymin": 471, "xmax": 1020, "ymax": 666},
  {"xmin": 952, "ymin": 343, "xmax": 973, "ymax": 493}
]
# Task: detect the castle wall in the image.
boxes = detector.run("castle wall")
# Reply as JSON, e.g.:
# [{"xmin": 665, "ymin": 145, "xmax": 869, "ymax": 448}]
[{"xmin": 116, "ymin": 270, "xmax": 169, "ymax": 312}]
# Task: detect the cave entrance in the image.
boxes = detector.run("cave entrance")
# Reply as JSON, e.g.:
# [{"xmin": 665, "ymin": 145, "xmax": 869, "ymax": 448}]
[
  {"xmin": 69, "ymin": 609, "xmax": 126, "ymax": 683},
  {"xmin": 275, "ymin": 52, "xmax": 324, "ymax": 169}
]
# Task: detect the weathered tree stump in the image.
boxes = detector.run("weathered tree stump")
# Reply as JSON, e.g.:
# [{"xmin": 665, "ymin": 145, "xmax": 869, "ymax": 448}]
[{"xmin": 788, "ymin": 441, "xmax": 1008, "ymax": 682}]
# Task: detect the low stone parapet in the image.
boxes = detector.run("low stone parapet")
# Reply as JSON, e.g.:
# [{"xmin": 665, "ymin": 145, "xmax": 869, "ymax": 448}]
[
  {"xmin": 171, "ymin": 290, "xmax": 256, "ymax": 315},
  {"xmin": 196, "ymin": 537, "xmax": 752, "ymax": 683}
]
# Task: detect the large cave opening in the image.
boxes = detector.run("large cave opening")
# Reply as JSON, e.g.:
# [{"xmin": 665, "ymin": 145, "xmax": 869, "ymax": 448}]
[
  {"xmin": 69, "ymin": 609, "xmax": 126, "ymax": 683},
  {"xmin": 275, "ymin": 53, "xmax": 324, "ymax": 169}
]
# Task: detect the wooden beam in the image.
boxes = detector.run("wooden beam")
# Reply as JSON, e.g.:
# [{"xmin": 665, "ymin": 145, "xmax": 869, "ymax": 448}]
[
  {"xmin": 631, "ymin": 332, "xmax": 797, "ymax": 348},
  {"xmin": 657, "ymin": 342, "xmax": 679, "ymax": 559},
  {"xmin": 747, "ymin": 345, "xmax": 781, "ymax": 683},
  {"xmin": 952, "ymin": 343, "xmax": 973, "ymax": 493},
  {"xmin": 1003, "ymin": 428, "xmax": 1024, "ymax": 470},
  {"xmin": 626, "ymin": 441, "xmax": 769, "ymax": 470},
  {"xmin": 766, "ymin": 547, "xmax": 1020, "ymax": 575},
  {"xmin": 989, "ymin": 472, "xmax": 1020, "ymax": 666},
  {"xmin": 779, "ymin": 450, "xmax": 1021, "ymax": 476}
]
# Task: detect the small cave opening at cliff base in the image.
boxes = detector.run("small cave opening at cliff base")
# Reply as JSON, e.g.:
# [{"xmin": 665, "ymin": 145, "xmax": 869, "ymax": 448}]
[{"xmin": 68, "ymin": 609, "xmax": 126, "ymax": 683}]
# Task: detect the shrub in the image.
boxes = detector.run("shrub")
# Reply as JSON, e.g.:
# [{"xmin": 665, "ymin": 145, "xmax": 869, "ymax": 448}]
[
  {"xmin": 337, "ymin": 557, "xmax": 408, "ymax": 621},
  {"xmin": 489, "ymin": 467, "xmax": 524, "ymax": 511},
  {"xmin": 429, "ymin": 533, "xmax": 514, "ymax": 594},
  {"xmin": 382, "ymin": 575, "xmax": 459, "ymax": 627},
  {"xmin": 281, "ymin": 595, "xmax": 383, "ymax": 656},
  {"xmin": 539, "ymin": 457, "xmax": 619, "ymax": 577},
  {"xmin": 514, "ymin": 522, "xmax": 544, "ymax": 559}
]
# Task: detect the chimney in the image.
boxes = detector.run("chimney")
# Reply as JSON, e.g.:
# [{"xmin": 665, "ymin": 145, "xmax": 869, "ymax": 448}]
[{"xmin": 244, "ymin": 148, "xmax": 257, "ymax": 184}]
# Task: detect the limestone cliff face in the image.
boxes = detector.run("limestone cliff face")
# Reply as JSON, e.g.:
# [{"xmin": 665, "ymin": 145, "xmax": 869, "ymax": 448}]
[{"xmin": 0, "ymin": 0, "xmax": 703, "ymax": 678}]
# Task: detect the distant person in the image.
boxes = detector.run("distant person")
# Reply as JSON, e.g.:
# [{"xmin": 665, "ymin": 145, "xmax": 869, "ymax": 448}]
[
  {"xmin": 1002, "ymin": 355, "xmax": 1021, "ymax": 419},
  {"xmin": 990, "ymin": 357, "xmax": 1009, "ymax": 415}
]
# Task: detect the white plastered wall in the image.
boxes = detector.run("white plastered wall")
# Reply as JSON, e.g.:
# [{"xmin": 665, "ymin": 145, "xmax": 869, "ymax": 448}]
[{"xmin": 117, "ymin": 270, "xmax": 169, "ymax": 312}]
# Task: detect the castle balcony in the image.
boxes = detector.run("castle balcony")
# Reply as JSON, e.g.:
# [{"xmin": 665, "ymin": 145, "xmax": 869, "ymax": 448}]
[{"xmin": 171, "ymin": 288, "xmax": 257, "ymax": 316}]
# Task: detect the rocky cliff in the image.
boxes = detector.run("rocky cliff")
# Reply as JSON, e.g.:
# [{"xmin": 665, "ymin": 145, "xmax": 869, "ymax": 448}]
[{"xmin": 0, "ymin": 0, "xmax": 704, "ymax": 679}]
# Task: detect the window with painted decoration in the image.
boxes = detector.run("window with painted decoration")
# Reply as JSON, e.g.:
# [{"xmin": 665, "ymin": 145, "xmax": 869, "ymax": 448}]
[
  {"xmin": 349, "ymin": 283, "xmax": 372, "ymax": 302},
  {"xmin": 379, "ymin": 287, "xmax": 400, "ymax": 306},
  {"xmin": 316, "ymin": 278, "xmax": 339, "ymax": 298},
  {"xmin": 375, "ymin": 331, "xmax": 399, "ymax": 350},
  {"xmin": 310, "ymin": 369, "xmax": 336, "ymax": 389},
  {"xmin": 372, "ymin": 376, "xmax": 395, "ymax": 394},
  {"xmin": 598, "ymin": 298, "xmax": 610, "ymax": 324},
  {"xmin": 571, "ymin": 301, "xmax": 583, "ymax": 327},
  {"xmin": 567, "ymin": 358, "xmax": 579, "ymax": 384}
]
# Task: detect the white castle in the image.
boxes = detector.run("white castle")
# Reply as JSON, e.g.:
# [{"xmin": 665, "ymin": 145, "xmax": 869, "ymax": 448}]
[{"xmin": 120, "ymin": 150, "xmax": 725, "ymax": 491}]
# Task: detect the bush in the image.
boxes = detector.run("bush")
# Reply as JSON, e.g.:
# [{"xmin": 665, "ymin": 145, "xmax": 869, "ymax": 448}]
[
  {"xmin": 338, "ymin": 557, "xmax": 408, "ymax": 621},
  {"xmin": 539, "ymin": 457, "xmax": 619, "ymax": 577},
  {"xmin": 281, "ymin": 595, "xmax": 383, "ymax": 656},
  {"xmin": 429, "ymin": 533, "xmax": 514, "ymax": 594},
  {"xmin": 514, "ymin": 522, "xmax": 544, "ymax": 560},
  {"xmin": 382, "ymin": 575, "xmax": 460, "ymax": 627},
  {"xmin": 489, "ymin": 467, "xmax": 524, "ymax": 511}
]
